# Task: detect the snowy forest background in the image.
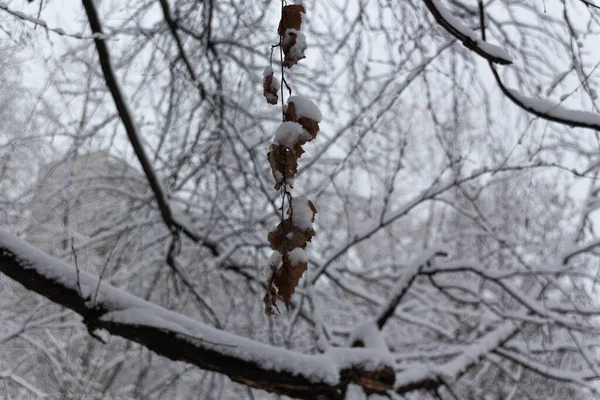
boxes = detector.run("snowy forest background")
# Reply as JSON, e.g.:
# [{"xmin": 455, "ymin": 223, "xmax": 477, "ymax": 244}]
[{"xmin": 1, "ymin": 0, "xmax": 600, "ymax": 399}]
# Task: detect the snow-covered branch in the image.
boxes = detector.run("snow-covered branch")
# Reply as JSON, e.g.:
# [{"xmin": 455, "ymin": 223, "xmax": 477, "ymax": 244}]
[
  {"xmin": 0, "ymin": 228, "xmax": 395, "ymax": 399},
  {"xmin": 422, "ymin": 0, "xmax": 512, "ymax": 65},
  {"xmin": 0, "ymin": 2, "xmax": 107, "ymax": 40},
  {"xmin": 490, "ymin": 67, "xmax": 600, "ymax": 132},
  {"xmin": 394, "ymin": 322, "xmax": 517, "ymax": 394}
]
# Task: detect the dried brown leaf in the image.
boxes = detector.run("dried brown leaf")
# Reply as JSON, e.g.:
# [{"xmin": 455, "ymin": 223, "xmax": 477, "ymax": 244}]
[
  {"xmin": 267, "ymin": 144, "xmax": 298, "ymax": 190},
  {"xmin": 284, "ymin": 101, "xmax": 297, "ymax": 122},
  {"xmin": 268, "ymin": 218, "xmax": 315, "ymax": 253},
  {"xmin": 273, "ymin": 253, "xmax": 307, "ymax": 308},
  {"xmin": 282, "ymin": 30, "xmax": 306, "ymax": 68},
  {"xmin": 263, "ymin": 266, "xmax": 281, "ymax": 315},
  {"xmin": 277, "ymin": 5, "xmax": 305, "ymax": 36},
  {"xmin": 297, "ymin": 116, "xmax": 319, "ymax": 140},
  {"xmin": 284, "ymin": 102, "xmax": 319, "ymax": 142},
  {"xmin": 263, "ymin": 72, "xmax": 278, "ymax": 105}
]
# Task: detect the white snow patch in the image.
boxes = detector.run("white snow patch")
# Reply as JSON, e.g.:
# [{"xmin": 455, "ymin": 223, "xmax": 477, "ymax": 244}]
[
  {"xmin": 507, "ymin": 89, "xmax": 600, "ymax": 127},
  {"xmin": 291, "ymin": 197, "xmax": 315, "ymax": 231},
  {"xmin": 286, "ymin": 95, "xmax": 322, "ymax": 122},
  {"xmin": 288, "ymin": 248, "xmax": 307, "ymax": 264},
  {"xmin": 269, "ymin": 250, "xmax": 283, "ymax": 271},
  {"xmin": 326, "ymin": 347, "xmax": 394, "ymax": 372},
  {"xmin": 263, "ymin": 66, "xmax": 274, "ymax": 77},
  {"xmin": 349, "ymin": 319, "xmax": 388, "ymax": 352},
  {"xmin": 430, "ymin": 0, "xmax": 512, "ymax": 62},
  {"xmin": 288, "ymin": 31, "xmax": 306, "ymax": 60},
  {"xmin": 274, "ymin": 122, "xmax": 304, "ymax": 150}
]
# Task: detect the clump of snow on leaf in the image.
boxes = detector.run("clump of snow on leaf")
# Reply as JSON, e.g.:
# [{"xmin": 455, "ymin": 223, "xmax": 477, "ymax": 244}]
[
  {"xmin": 269, "ymin": 250, "xmax": 283, "ymax": 271},
  {"xmin": 288, "ymin": 247, "xmax": 307, "ymax": 264},
  {"xmin": 274, "ymin": 121, "xmax": 304, "ymax": 150},
  {"xmin": 288, "ymin": 31, "xmax": 306, "ymax": 60},
  {"xmin": 285, "ymin": 95, "xmax": 322, "ymax": 122},
  {"xmin": 292, "ymin": 197, "xmax": 316, "ymax": 231},
  {"xmin": 263, "ymin": 66, "xmax": 273, "ymax": 77},
  {"xmin": 349, "ymin": 319, "xmax": 389, "ymax": 352},
  {"xmin": 262, "ymin": 66, "xmax": 279, "ymax": 105}
]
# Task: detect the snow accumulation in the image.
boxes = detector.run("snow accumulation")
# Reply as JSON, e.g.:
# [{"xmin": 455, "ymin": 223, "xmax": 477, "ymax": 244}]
[
  {"xmin": 507, "ymin": 89, "xmax": 600, "ymax": 127},
  {"xmin": 326, "ymin": 347, "xmax": 394, "ymax": 372},
  {"xmin": 289, "ymin": 31, "xmax": 307, "ymax": 60},
  {"xmin": 269, "ymin": 250, "xmax": 283, "ymax": 271},
  {"xmin": 291, "ymin": 197, "xmax": 314, "ymax": 231},
  {"xmin": 263, "ymin": 66, "xmax": 273, "ymax": 77},
  {"xmin": 274, "ymin": 121, "xmax": 304, "ymax": 150},
  {"xmin": 394, "ymin": 321, "xmax": 516, "ymax": 389},
  {"xmin": 430, "ymin": 0, "xmax": 512, "ymax": 63},
  {"xmin": 286, "ymin": 95, "xmax": 322, "ymax": 122},
  {"xmin": 0, "ymin": 228, "xmax": 392, "ymax": 385},
  {"xmin": 288, "ymin": 247, "xmax": 307, "ymax": 264},
  {"xmin": 349, "ymin": 319, "xmax": 389, "ymax": 352}
]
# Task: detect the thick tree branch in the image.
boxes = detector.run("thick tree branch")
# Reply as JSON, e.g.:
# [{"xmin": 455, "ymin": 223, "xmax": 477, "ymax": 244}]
[
  {"xmin": 476, "ymin": 0, "xmax": 600, "ymax": 131},
  {"xmin": 0, "ymin": 228, "xmax": 394, "ymax": 400},
  {"xmin": 422, "ymin": 0, "xmax": 512, "ymax": 65},
  {"xmin": 489, "ymin": 66, "xmax": 600, "ymax": 131},
  {"xmin": 375, "ymin": 249, "xmax": 448, "ymax": 329},
  {"xmin": 394, "ymin": 322, "xmax": 518, "ymax": 395},
  {"xmin": 81, "ymin": 0, "xmax": 218, "ymax": 255}
]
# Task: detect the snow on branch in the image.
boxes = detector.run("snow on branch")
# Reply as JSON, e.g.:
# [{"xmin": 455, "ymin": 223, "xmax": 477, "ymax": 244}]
[
  {"xmin": 422, "ymin": 0, "xmax": 512, "ymax": 65},
  {"xmin": 394, "ymin": 322, "xmax": 517, "ymax": 394},
  {"xmin": 502, "ymin": 85, "xmax": 600, "ymax": 131},
  {"xmin": 374, "ymin": 248, "xmax": 448, "ymax": 329},
  {"xmin": 0, "ymin": 2, "xmax": 108, "ymax": 40},
  {"xmin": 0, "ymin": 228, "xmax": 395, "ymax": 400},
  {"xmin": 423, "ymin": 0, "xmax": 600, "ymax": 131}
]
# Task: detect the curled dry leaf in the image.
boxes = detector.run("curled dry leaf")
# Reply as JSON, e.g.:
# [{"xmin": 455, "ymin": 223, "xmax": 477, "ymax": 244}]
[
  {"xmin": 277, "ymin": 4, "xmax": 305, "ymax": 36},
  {"xmin": 266, "ymin": 219, "xmax": 314, "ymax": 310},
  {"xmin": 297, "ymin": 116, "xmax": 319, "ymax": 139},
  {"xmin": 273, "ymin": 253, "xmax": 308, "ymax": 308},
  {"xmin": 263, "ymin": 68, "xmax": 279, "ymax": 105},
  {"xmin": 264, "ymin": 271, "xmax": 280, "ymax": 315},
  {"xmin": 268, "ymin": 218, "xmax": 315, "ymax": 253},
  {"xmin": 279, "ymin": 5, "xmax": 307, "ymax": 68},
  {"xmin": 267, "ymin": 144, "xmax": 299, "ymax": 190},
  {"xmin": 284, "ymin": 100, "xmax": 320, "ymax": 140},
  {"xmin": 282, "ymin": 30, "xmax": 307, "ymax": 68}
]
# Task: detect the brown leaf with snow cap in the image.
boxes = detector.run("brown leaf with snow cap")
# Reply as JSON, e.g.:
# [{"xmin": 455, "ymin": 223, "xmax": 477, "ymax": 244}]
[
  {"xmin": 267, "ymin": 144, "xmax": 298, "ymax": 190},
  {"xmin": 268, "ymin": 218, "xmax": 315, "ymax": 252},
  {"xmin": 277, "ymin": 4, "xmax": 305, "ymax": 36},
  {"xmin": 284, "ymin": 97, "xmax": 321, "ymax": 141},
  {"xmin": 273, "ymin": 251, "xmax": 307, "ymax": 308},
  {"xmin": 263, "ymin": 68, "xmax": 279, "ymax": 105},
  {"xmin": 282, "ymin": 30, "xmax": 306, "ymax": 68}
]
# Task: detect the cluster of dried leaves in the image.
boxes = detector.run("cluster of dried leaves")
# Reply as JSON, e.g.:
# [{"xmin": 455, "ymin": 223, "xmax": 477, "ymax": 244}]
[{"xmin": 263, "ymin": 4, "xmax": 319, "ymax": 315}]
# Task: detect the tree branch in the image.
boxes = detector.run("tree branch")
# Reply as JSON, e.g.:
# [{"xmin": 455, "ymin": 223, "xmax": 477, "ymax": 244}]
[
  {"xmin": 422, "ymin": 0, "xmax": 512, "ymax": 65},
  {"xmin": 81, "ymin": 0, "xmax": 218, "ymax": 255},
  {"xmin": 0, "ymin": 228, "xmax": 394, "ymax": 400}
]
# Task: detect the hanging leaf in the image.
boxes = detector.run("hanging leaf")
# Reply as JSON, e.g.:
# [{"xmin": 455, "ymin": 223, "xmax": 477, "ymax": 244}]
[
  {"xmin": 263, "ymin": 67, "xmax": 279, "ymax": 105},
  {"xmin": 267, "ymin": 144, "xmax": 299, "ymax": 190},
  {"xmin": 277, "ymin": 4, "xmax": 305, "ymax": 36},
  {"xmin": 273, "ymin": 250, "xmax": 308, "ymax": 308},
  {"xmin": 282, "ymin": 29, "xmax": 307, "ymax": 68},
  {"xmin": 268, "ymin": 218, "xmax": 315, "ymax": 253}
]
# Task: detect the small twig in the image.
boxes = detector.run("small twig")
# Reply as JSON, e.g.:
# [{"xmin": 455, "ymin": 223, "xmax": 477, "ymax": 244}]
[
  {"xmin": 92, "ymin": 232, "xmax": 124, "ymax": 307},
  {"xmin": 71, "ymin": 238, "xmax": 85, "ymax": 299}
]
